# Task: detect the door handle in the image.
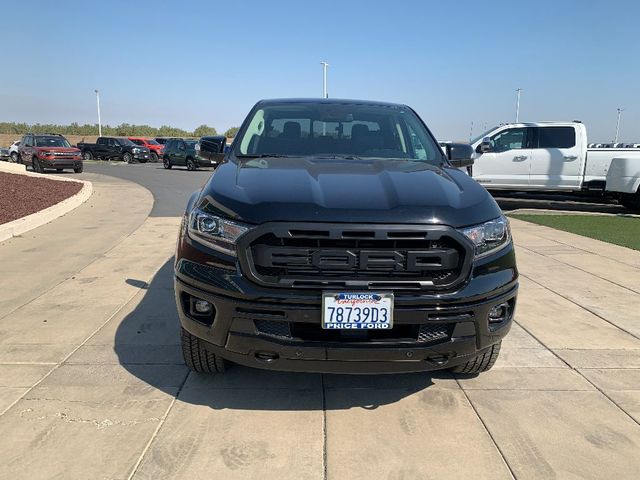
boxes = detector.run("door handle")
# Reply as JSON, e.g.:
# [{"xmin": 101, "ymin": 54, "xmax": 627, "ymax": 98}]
[
  {"xmin": 563, "ymin": 155, "xmax": 578, "ymax": 160},
  {"xmin": 513, "ymin": 155, "xmax": 528, "ymax": 161}
]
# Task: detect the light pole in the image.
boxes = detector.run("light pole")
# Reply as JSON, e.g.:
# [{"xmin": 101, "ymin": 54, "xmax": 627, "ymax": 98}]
[
  {"xmin": 614, "ymin": 108, "xmax": 624, "ymax": 144},
  {"xmin": 515, "ymin": 88, "xmax": 522, "ymax": 122},
  {"xmin": 94, "ymin": 89, "xmax": 102, "ymax": 137},
  {"xmin": 320, "ymin": 61, "xmax": 329, "ymax": 98}
]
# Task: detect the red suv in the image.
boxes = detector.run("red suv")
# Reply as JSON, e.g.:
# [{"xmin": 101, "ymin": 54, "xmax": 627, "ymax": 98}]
[
  {"xmin": 128, "ymin": 137, "xmax": 164, "ymax": 162},
  {"xmin": 18, "ymin": 133, "xmax": 83, "ymax": 173}
]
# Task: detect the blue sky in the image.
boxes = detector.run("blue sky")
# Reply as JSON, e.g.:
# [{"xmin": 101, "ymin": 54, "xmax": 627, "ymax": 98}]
[{"xmin": 2, "ymin": 0, "xmax": 639, "ymax": 142}]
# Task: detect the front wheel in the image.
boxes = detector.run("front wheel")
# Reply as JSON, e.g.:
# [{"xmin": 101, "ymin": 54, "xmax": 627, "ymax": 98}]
[
  {"xmin": 186, "ymin": 158, "xmax": 197, "ymax": 171},
  {"xmin": 123, "ymin": 152, "xmax": 132, "ymax": 164},
  {"xmin": 74, "ymin": 164, "xmax": 83, "ymax": 173},
  {"xmin": 181, "ymin": 328, "xmax": 226, "ymax": 373},
  {"xmin": 82, "ymin": 151, "xmax": 93, "ymax": 160},
  {"xmin": 32, "ymin": 157, "xmax": 43, "ymax": 173},
  {"xmin": 150, "ymin": 152, "xmax": 158, "ymax": 163},
  {"xmin": 163, "ymin": 157, "xmax": 172, "ymax": 169},
  {"xmin": 450, "ymin": 341, "xmax": 501, "ymax": 374},
  {"xmin": 10, "ymin": 152, "xmax": 19, "ymax": 163}
]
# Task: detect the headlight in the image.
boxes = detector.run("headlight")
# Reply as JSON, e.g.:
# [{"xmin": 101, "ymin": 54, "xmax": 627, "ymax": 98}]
[
  {"xmin": 132, "ymin": 147, "xmax": 140, "ymax": 153},
  {"xmin": 195, "ymin": 142, "xmax": 201, "ymax": 153},
  {"xmin": 187, "ymin": 208, "xmax": 250, "ymax": 256},
  {"xmin": 459, "ymin": 215, "xmax": 511, "ymax": 258}
]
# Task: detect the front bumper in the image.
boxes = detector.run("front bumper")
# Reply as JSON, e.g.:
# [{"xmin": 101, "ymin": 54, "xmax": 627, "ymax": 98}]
[
  {"xmin": 196, "ymin": 158, "xmax": 219, "ymax": 167},
  {"xmin": 174, "ymin": 243, "xmax": 518, "ymax": 374},
  {"xmin": 41, "ymin": 158, "xmax": 82, "ymax": 168}
]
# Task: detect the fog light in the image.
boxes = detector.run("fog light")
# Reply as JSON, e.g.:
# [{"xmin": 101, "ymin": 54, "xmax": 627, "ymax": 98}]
[
  {"xmin": 488, "ymin": 302, "xmax": 510, "ymax": 325},
  {"xmin": 193, "ymin": 299, "xmax": 212, "ymax": 314}
]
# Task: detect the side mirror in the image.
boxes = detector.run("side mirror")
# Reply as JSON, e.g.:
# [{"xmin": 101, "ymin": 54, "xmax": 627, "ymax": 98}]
[
  {"xmin": 447, "ymin": 143, "xmax": 474, "ymax": 168},
  {"xmin": 480, "ymin": 136, "xmax": 492, "ymax": 153}
]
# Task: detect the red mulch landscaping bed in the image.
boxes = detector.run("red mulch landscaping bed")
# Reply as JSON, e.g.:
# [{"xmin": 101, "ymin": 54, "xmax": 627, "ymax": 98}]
[{"xmin": 0, "ymin": 172, "xmax": 83, "ymax": 225}]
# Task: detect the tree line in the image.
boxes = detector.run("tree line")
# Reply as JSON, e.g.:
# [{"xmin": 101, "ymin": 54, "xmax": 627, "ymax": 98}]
[{"xmin": 0, "ymin": 122, "xmax": 240, "ymax": 138}]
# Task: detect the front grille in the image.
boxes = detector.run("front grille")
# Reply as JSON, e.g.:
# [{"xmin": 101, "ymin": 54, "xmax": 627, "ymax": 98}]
[{"xmin": 238, "ymin": 223, "xmax": 471, "ymax": 290}]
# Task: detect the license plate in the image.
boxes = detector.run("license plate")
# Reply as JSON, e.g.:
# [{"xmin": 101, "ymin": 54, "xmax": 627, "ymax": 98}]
[{"xmin": 322, "ymin": 292, "xmax": 393, "ymax": 329}]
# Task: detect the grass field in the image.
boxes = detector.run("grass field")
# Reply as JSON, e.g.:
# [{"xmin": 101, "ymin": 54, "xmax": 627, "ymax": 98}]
[{"xmin": 510, "ymin": 214, "xmax": 640, "ymax": 251}]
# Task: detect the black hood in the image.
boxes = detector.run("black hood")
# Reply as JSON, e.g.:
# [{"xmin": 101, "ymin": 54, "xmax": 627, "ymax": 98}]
[{"xmin": 197, "ymin": 157, "xmax": 502, "ymax": 228}]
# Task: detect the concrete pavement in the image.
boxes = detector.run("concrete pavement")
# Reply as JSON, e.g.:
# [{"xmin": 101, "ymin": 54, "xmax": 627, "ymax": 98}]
[{"xmin": 0, "ymin": 168, "xmax": 639, "ymax": 479}]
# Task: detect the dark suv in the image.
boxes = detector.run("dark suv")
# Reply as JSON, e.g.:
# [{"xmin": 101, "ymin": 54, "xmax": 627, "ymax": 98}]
[
  {"xmin": 162, "ymin": 138, "xmax": 223, "ymax": 170},
  {"xmin": 18, "ymin": 133, "xmax": 83, "ymax": 173},
  {"xmin": 174, "ymin": 99, "xmax": 517, "ymax": 375}
]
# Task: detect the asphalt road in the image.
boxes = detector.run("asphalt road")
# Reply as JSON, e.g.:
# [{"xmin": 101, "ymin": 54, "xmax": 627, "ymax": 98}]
[{"xmin": 83, "ymin": 161, "xmax": 213, "ymax": 217}]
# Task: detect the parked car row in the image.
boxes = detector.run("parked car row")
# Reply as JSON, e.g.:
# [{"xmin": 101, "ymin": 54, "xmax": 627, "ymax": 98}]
[{"xmin": 588, "ymin": 143, "xmax": 640, "ymax": 148}]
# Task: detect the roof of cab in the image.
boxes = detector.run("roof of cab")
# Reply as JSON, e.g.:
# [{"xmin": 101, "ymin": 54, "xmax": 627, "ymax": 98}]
[{"xmin": 256, "ymin": 98, "xmax": 408, "ymax": 108}]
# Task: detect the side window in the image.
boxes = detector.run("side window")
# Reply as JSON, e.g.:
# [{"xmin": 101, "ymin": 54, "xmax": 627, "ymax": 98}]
[
  {"xmin": 23, "ymin": 135, "xmax": 32, "ymax": 147},
  {"xmin": 491, "ymin": 128, "xmax": 527, "ymax": 152},
  {"xmin": 537, "ymin": 127, "xmax": 576, "ymax": 149},
  {"xmin": 97, "ymin": 137, "xmax": 106, "ymax": 145}
]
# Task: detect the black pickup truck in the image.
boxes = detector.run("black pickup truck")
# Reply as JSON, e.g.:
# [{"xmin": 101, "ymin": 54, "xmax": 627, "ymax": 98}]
[
  {"xmin": 77, "ymin": 136, "xmax": 150, "ymax": 163},
  {"xmin": 174, "ymin": 98, "xmax": 518, "ymax": 376}
]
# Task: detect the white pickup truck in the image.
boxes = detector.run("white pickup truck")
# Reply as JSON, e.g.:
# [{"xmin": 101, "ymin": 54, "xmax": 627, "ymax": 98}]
[{"xmin": 469, "ymin": 122, "xmax": 640, "ymax": 196}]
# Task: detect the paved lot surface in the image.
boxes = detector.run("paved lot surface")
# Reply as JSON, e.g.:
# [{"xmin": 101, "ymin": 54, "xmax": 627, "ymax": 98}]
[{"xmin": 0, "ymin": 164, "xmax": 639, "ymax": 479}]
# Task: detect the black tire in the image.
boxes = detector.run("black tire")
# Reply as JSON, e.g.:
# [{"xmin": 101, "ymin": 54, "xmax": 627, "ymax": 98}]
[
  {"xmin": 32, "ymin": 157, "xmax": 43, "ymax": 173},
  {"xmin": 74, "ymin": 164, "xmax": 83, "ymax": 173},
  {"xmin": 56, "ymin": 168, "xmax": 63, "ymax": 172},
  {"xmin": 451, "ymin": 341, "xmax": 501, "ymax": 374},
  {"xmin": 181, "ymin": 327, "xmax": 226, "ymax": 373},
  {"xmin": 150, "ymin": 152, "xmax": 159, "ymax": 163},
  {"xmin": 163, "ymin": 156, "xmax": 172, "ymax": 169},
  {"xmin": 186, "ymin": 157, "xmax": 197, "ymax": 171},
  {"xmin": 619, "ymin": 192, "xmax": 640, "ymax": 211},
  {"xmin": 123, "ymin": 152, "xmax": 132, "ymax": 164},
  {"xmin": 82, "ymin": 150, "xmax": 93, "ymax": 160},
  {"xmin": 10, "ymin": 152, "xmax": 19, "ymax": 163}
]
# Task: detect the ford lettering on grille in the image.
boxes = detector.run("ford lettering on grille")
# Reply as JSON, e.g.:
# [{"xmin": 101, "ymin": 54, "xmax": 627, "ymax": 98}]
[{"xmin": 253, "ymin": 247, "xmax": 459, "ymax": 272}]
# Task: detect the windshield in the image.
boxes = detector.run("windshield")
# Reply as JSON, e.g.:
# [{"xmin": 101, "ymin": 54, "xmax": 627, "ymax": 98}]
[
  {"xmin": 185, "ymin": 140, "xmax": 198, "ymax": 146},
  {"xmin": 116, "ymin": 138, "xmax": 135, "ymax": 146},
  {"xmin": 146, "ymin": 139, "xmax": 160, "ymax": 145},
  {"xmin": 35, "ymin": 136, "xmax": 71, "ymax": 148},
  {"xmin": 131, "ymin": 139, "xmax": 144, "ymax": 145},
  {"xmin": 236, "ymin": 102, "xmax": 443, "ymax": 165},
  {"xmin": 470, "ymin": 126, "xmax": 499, "ymax": 145}
]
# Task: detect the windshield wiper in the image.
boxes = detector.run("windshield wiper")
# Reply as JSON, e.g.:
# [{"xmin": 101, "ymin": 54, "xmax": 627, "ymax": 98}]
[
  {"xmin": 315, "ymin": 155, "xmax": 363, "ymax": 160},
  {"xmin": 236, "ymin": 153, "xmax": 291, "ymax": 158}
]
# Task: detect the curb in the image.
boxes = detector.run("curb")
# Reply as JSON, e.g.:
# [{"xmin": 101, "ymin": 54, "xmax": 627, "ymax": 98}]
[{"xmin": 0, "ymin": 162, "xmax": 93, "ymax": 242}]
